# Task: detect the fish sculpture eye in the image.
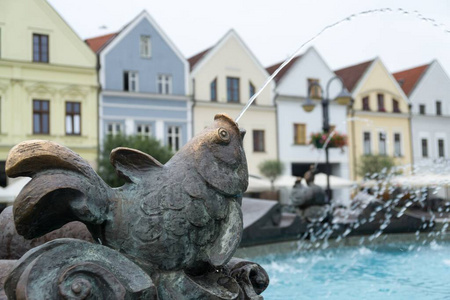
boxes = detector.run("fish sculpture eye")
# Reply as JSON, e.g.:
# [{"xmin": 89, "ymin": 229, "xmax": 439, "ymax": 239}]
[{"xmin": 217, "ymin": 127, "xmax": 230, "ymax": 143}]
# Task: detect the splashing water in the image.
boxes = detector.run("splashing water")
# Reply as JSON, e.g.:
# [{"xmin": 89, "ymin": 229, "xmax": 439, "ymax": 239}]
[
  {"xmin": 234, "ymin": 8, "xmax": 450, "ymax": 123},
  {"xmin": 253, "ymin": 242, "xmax": 450, "ymax": 299},
  {"xmin": 237, "ymin": 11, "xmax": 450, "ymax": 289}
]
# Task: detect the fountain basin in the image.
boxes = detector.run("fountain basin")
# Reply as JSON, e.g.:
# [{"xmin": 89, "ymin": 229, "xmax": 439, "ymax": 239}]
[{"xmin": 238, "ymin": 233, "xmax": 450, "ymax": 299}]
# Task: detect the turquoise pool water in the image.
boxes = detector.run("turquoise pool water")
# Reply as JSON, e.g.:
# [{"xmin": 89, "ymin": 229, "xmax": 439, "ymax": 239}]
[{"xmin": 253, "ymin": 241, "xmax": 450, "ymax": 299}]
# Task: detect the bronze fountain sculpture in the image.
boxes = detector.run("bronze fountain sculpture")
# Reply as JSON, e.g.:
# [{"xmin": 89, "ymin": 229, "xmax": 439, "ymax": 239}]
[{"xmin": 2, "ymin": 114, "xmax": 269, "ymax": 299}]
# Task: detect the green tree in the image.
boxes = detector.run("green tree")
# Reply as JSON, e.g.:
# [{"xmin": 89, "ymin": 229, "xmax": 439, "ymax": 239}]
[
  {"xmin": 98, "ymin": 134, "xmax": 173, "ymax": 187},
  {"xmin": 357, "ymin": 154, "xmax": 396, "ymax": 179},
  {"xmin": 258, "ymin": 160, "xmax": 284, "ymax": 191}
]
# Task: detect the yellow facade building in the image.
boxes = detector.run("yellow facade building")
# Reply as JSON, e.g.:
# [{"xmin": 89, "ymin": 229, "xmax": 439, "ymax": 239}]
[
  {"xmin": 336, "ymin": 58, "xmax": 412, "ymax": 180},
  {"xmin": 0, "ymin": 0, "xmax": 98, "ymax": 186}
]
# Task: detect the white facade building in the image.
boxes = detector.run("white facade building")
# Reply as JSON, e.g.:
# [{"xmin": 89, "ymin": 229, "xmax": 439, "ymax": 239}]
[
  {"xmin": 394, "ymin": 60, "xmax": 450, "ymax": 166},
  {"xmin": 267, "ymin": 47, "xmax": 350, "ymax": 203}
]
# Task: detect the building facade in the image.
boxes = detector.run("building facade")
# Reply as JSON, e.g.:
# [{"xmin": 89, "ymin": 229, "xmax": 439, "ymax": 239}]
[
  {"xmin": 189, "ymin": 29, "xmax": 277, "ymax": 176},
  {"xmin": 336, "ymin": 58, "xmax": 412, "ymax": 180},
  {"xmin": 267, "ymin": 47, "xmax": 350, "ymax": 178},
  {"xmin": 267, "ymin": 47, "xmax": 350, "ymax": 202},
  {"xmin": 0, "ymin": 0, "xmax": 98, "ymax": 186},
  {"xmin": 87, "ymin": 11, "xmax": 190, "ymax": 152},
  {"xmin": 393, "ymin": 60, "xmax": 450, "ymax": 166}
]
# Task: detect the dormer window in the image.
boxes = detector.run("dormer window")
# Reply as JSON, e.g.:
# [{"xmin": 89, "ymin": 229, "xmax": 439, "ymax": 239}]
[
  {"xmin": 124, "ymin": 71, "xmax": 139, "ymax": 92},
  {"xmin": 393, "ymin": 99, "xmax": 400, "ymax": 113},
  {"xmin": 307, "ymin": 78, "xmax": 321, "ymax": 99},
  {"xmin": 436, "ymin": 100, "xmax": 442, "ymax": 116},
  {"xmin": 140, "ymin": 35, "xmax": 151, "ymax": 58},
  {"xmin": 419, "ymin": 104, "xmax": 426, "ymax": 115},
  {"xmin": 158, "ymin": 75, "xmax": 172, "ymax": 94},
  {"xmin": 227, "ymin": 77, "xmax": 240, "ymax": 103},
  {"xmin": 210, "ymin": 78, "xmax": 217, "ymax": 101},
  {"xmin": 362, "ymin": 96, "xmax": 370, "ymax": 111},
  {"xmin": 377, "ymin": 94, "xmax": 385, "ymax": 112},
  {"xmin": 33, "ymin": 34, "xmax": 49, "ymax": 63},
  {"xmin": 249, "ymin": 81, "xmax": 256, "ymax": 105}
]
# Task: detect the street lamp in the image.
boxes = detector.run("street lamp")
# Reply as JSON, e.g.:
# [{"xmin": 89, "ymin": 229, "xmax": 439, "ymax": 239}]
[{"xmin": 302, "ymin": 76, "xmax": 352, "ymax": 202}]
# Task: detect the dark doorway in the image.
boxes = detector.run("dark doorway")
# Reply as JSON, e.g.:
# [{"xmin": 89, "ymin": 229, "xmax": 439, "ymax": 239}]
[{"xmin": 291, "ymin": 163, "xmax": 337, "ymax": 177}]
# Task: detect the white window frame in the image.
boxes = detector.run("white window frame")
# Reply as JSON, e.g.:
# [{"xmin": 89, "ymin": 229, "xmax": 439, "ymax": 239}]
[
  {"xmin": 124, "ymin": 71, "xmax": 139, "ymax": 92},
  {"xmin": 136, "ymin": 123, "xmax": 152, "ymax": 138},
  {"xmin": 363, "ymin": 131, "xmax": 371, "ymax": 155},
  {"xmin": 378, "ymin": 131, "xmax": 387, "ymax": 155},
  {"xmin": 436, "ymin": 100, "xmax": 442, "ymax": 116},
  {"xmin": 437, "ymin": 138, "xmax": 445, "ymax": 158},
  {"xmin": 65, "ymin": 101, "xmax": 81, "ymax": 136},
  {"xmin": 129, "ymin": 71, "xmax": 139, "ymax": 92},
  {"xmin": 167, "ymin": 125, "xmax": 181, "ymax": 152},
  {"xmin": 421, "ymin": 138, "xmax": 429, "ymax": 158},
  {"xmin": 140, "ymin": 35, "xmax": 151, "ymax": 58},
  {"xmin": 418, "ymin": 104, "xmax": 426, "ymax": 115},
  {"xmin": 106, "ymin": 122, "xmax": 123, "ymax": 136},
  {"xmin": 393, "ymin": 132, "xmax": 402, "ymax": 157},
  {"xmin": 158, "ymin": 75, "xmax": 172, "ymax": 95}
]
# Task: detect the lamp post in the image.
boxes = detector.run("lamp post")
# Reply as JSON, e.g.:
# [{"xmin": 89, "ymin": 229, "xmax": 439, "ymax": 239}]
[{"xmin": 302, "ymin": 76, "xmax": 352, "ymax": 202}]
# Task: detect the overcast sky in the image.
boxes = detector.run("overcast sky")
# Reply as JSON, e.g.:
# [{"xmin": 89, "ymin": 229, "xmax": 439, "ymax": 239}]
[{"xmin": 48, "ymin": 0, "xmax": 450, "ymax": 74}]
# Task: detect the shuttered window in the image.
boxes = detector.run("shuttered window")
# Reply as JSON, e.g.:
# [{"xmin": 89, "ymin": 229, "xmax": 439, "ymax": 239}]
[
  {"xmin": 253, "ymin": 130, "xmax": 265, "ymax": 152},
  {"xmin": 294, "ymin": 123, "xmax": 306, "ymax": 145}
]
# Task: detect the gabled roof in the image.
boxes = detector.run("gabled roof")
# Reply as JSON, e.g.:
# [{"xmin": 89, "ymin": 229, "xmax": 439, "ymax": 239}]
[
  {"xmin": 34, "ymin": 0, "xmax": 96, "ymax": 63},
  {"xmin": 265, "ymin": 55, "xmax": 303, "ymax": 83},
  {"xmin": 335, "ymin": 59, "xmax": 374, "ymax": 92},
  {"xmin": 92, "ymin": 10, "xmax": 188, "ymax": 91},
  {"xmin": 187, "ymin": 47, "xmax": 211, "ymax": 71},
  {"xmin": 392, "ymin": 63, "xmax": 430, "ymax": 96},
  {"xmin": 188, "ymin": 29, "xmax": 270, "ymax": 79},
  {"xmin": 85, "ymin": 32, "xmax": 118, "ymax": 53},
  {"xmin": 85, "ymin": 11, "xmax": 140, "ymax": 54}
]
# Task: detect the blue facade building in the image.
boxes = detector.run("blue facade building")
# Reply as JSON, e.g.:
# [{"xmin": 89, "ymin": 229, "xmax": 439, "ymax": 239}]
[{"xmin": 86, "ymin": 11, "xmax": 190, "ymax": 152}]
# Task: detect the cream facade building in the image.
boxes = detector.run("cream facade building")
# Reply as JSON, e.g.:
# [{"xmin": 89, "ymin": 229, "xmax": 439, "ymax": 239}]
[
  {"xmin": 188, "ymin": 30, "xmax": 277, "ymax": 176},
  {"xmin": 336, "ymin": 58, "xmax": 412, "ymax": 180},
  {"xmin": 0, "ymin": 0, "xmax": 98, "ymax": 186}
]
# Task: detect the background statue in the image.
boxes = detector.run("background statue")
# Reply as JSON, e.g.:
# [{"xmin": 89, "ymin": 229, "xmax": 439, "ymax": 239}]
[{"xmin": 290, "ymin": 165, "xmax": 330, "ymax": 223}]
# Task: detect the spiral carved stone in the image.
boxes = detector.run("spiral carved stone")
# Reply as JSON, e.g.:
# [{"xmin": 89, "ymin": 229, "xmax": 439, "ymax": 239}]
[
  {"xmin": 58, "ymin": 263, "xmax": 125, "ymax": 299},
  {"xmin": 1, "ymin": 241, "xmax": 270, "ymax": 300},
  {"xmin": 226, "ymin": 258, "xmax": 270, "ymax": 300},
  {"xmin": 4, "ymin": 239, "xmax": 156, "ymax": 300}
]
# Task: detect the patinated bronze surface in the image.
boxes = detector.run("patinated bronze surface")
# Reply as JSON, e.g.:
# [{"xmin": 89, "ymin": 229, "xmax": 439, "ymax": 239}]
[
  {"xmin": 2, "ymin": 114, "xmax": 269, "ymax": 299},
  {"xmin": 290, "ymin": 166, "xmax": 329, "ymax": 222},
  {"xmin": 0, "ymin": 206, "xmax": 92, "ymax": 260}
]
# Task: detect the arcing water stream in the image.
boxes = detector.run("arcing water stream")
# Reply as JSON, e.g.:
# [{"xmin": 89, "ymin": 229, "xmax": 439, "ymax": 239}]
[
  {"xmin": 234, "ymin": 8, "xmax": 450, "ymax": 298},
  {"xmin": 235, "ymin": 6, "xmax": 450, "ymax": 247},
  {"xmin": 235, "ymin": 8, "xmax": 450, "ymax": 123}
]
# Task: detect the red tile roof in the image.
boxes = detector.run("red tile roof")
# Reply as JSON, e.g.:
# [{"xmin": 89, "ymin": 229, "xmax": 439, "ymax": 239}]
[
  {"xmin": 392, "ymin": 64, "xmax": 429, "ymax": 96},
  {"xmin": 85, "ymin": 32, "xmax": 118, "ymax": 53},
  {"xmin": 187, "ymin": 48, "xmax": 212, "ymax": 72},
  {"xmin": 265, "ymin": 55, "xmax": 303, "ymax": 83},
  {"xmin": 335, "ymin": 59, "xmax": 374, "ymax": 92}
]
